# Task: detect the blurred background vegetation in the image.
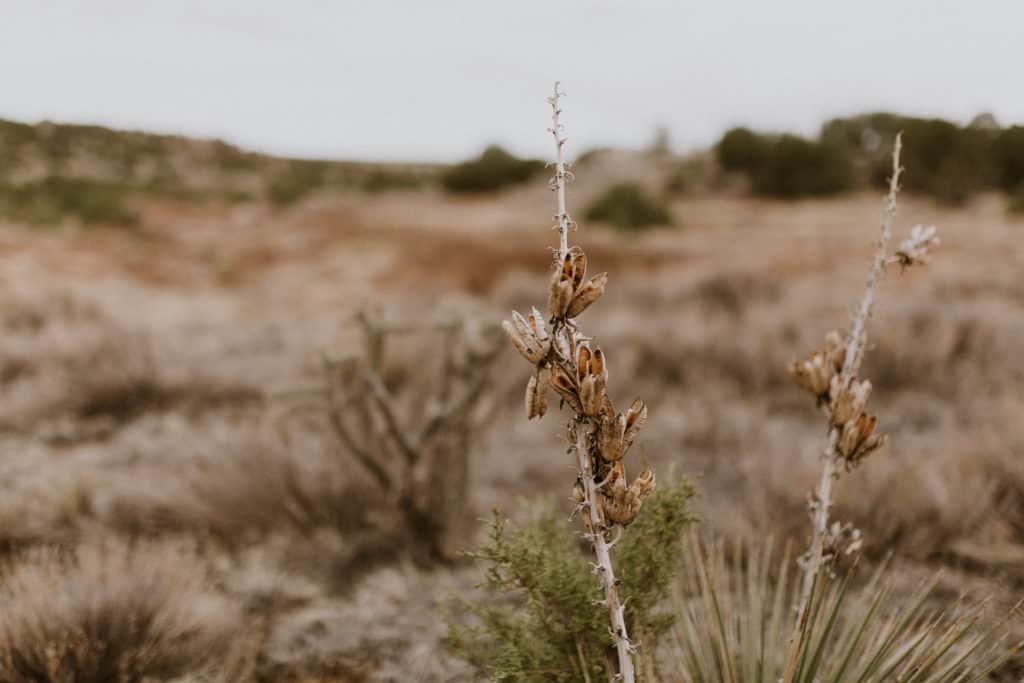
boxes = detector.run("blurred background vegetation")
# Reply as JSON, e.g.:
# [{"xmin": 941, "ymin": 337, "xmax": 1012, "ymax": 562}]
[{"xmin": 3, "ymin": 110, "xmax": 1024, "ymax": 229}]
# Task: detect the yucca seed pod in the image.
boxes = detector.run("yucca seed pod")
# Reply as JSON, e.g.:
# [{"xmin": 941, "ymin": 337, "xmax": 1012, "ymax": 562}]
[
  {"xmin": 525, "ymin": 365, "xmax": 551, "ymax": 420},
  {"xmin": 623, "ymin": 399, "xmax": 647, "ymax": 447},
  {"xmin": 589, "ymin": 347, "xmax": 607, "ymax": 383},
  {"xmin": 566, "ymin": 272, "xmax": 607, "ymax": 319},
  {"xmin": 790, "ymin": 351, "xmax": 833, "ymax": 397},
  {"xmin": 829, "ymin": 377, "xmax": 871, "ymax": 426},
  {"xmin": 503, "ymin": 310, "xmax": 551, "ymax": 364},
  {"xmin": 576, "ymin": 344, "xmax": 592, "ymax": 382},
  {"xmin": 550, "ymin": 365, "xmax": 582, "ymax": 413},
  {"xmin": 579, "ymin": 375, "xmax": 605, "ymax": 417},
  {"xmin": 599, "ymin": 413, "xmax": 627, "ymax": 462},
  {"xmin": 629, "ymin": 465, "xmax": 656, "ymax": 499},
  {"xmin": 548, "ymin": 279, "xmax": 573, "ymax": 320},
  {"xmin": 837, "ymin": 413, "xmax": 885, "ymax": 463},
  {"xmin": 566, "ymin": 245, "xmax": 587, "ymax": 290}
]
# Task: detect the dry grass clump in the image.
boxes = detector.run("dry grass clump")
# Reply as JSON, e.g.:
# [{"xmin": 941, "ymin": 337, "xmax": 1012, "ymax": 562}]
[
  {"xmin": 1, "ymin": 290, "xmax": 261, "ymax": 436},
  {"xmin": 0, "ymin": 541, "xmax": 238, "ymax": 683}
]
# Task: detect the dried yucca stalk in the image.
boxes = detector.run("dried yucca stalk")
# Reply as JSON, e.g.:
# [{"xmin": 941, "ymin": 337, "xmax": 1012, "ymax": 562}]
[
  {"xmin": 503, "ymin": 82, "xmax": 654, "ymax": 682},
  {"xmin": 787, "ymin": 134, "xmax": 941, "ymax": 637}
]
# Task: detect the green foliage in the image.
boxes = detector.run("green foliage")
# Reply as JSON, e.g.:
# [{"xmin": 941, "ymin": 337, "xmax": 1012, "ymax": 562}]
[
  {"xmin": 268, "ymin": 159, "xmax": 330, "ymax": 205},
  {"xmin": 752, "ymin": 136, "xmax": 854, "ymax": 198},
  {"xmin": 441, "ymin": 146, "xmax": 545, "ymax": 194},
  {"xmin": 716, "ymin": 128, "xmax": 854, "ymax": 198},
  {"xmin": 0, "ymin": 177, "xmax": 138, "ymax": 226},
  {"xmin": 361, "ymin": 169, "xmax": 423, "ymax": 193},
  {"xmin": 716, "ymin": 128, "xmax": 768, "ymax": 174},
  {"xmin": 993, "ymin": 126, "xmax": 1024, "ymax": 192},
  {"xmin": 672, "ymin": 536, "xmax": 1019, "ymax": 683},
  {"xmin": 585, "ymin": 183, "xmax": 673, "ymax": 230},
  {"xmin": 447, "ymin": 478, "xmax": 697, "ymax": 681},
  {"xmin": 822, "ymin": 113, "xmax": 996, "ymax": 204}
]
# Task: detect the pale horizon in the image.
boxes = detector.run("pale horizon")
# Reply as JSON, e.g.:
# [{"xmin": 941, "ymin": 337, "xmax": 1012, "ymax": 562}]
[{"xmin": 3, "ymin": 1, "xmax": 1021, "ymax": 162}]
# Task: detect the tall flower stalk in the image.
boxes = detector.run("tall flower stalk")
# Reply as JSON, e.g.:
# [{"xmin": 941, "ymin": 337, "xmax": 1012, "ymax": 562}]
[
  {"xmin": 787, "ymin": 133, "xmax": 941, "ymax": 644},
  {"xmin": 503, "ymin": 82, "xmax": 655, "ymax": 682}
]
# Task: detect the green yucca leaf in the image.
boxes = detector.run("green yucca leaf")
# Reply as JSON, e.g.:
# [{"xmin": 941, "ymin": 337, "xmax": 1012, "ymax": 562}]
[{"xmin": 672, "ymin": 536, "xmax": 1020, "ymax": 683}]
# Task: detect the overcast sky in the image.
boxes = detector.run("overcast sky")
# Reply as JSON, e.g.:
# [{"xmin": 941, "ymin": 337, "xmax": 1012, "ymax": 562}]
[{"xmin": 2, "ymin": 1, "xmax": 1020, "ymax": 162}]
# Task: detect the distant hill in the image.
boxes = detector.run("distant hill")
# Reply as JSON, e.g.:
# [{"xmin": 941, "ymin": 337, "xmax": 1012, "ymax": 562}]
[{"xmin": 0, "ymin": 118, "xmax": 443, "ymax": 225}]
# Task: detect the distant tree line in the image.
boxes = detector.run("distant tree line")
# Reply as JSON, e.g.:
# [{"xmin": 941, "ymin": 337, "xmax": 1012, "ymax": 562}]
[{"xmin": 717, "ymin": 113, "xmax": 1024, "ymax": 204}]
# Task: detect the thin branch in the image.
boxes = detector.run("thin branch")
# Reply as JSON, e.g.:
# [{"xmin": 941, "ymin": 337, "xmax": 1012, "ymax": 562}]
[{"xmin": 362, "ymin": 366, "xmax": 420, "ymax": 465}]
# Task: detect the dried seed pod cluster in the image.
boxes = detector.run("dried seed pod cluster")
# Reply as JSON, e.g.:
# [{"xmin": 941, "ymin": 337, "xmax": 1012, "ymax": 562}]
[
  {"xmin": 790, "ymin": 330, "xmax": 885, "ymax": 468},
  {"xmin": 503, "ymin": 245, "xmax": 656, "ymax": 525}
]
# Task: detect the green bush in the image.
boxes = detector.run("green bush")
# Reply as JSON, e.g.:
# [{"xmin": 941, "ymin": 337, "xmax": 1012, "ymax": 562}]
[
  {"xmin": 267, "ymin": 159, "xmax": 329, "ymax": 205},
  {"xmin": 447, "ymin": 479, "xmax": 697, "ymax": 681},
  {"xmin": 823, "ymin": 114, "xmax": 996, "ymax": 204},
  {"xmin": 993, "ymin": 126, "xmax": 1024, "ymax": 192},
  {"xmin": 0, "ymin": 177, "xmax": 137, "ymax": 226},
  {"xmin": 715, "ymin": 128, "xmax": 853, "ymax": 198},
  {"xmin": 750, "ymin": 135, "xmax": 855, "ymax": 198},
  {"xmin": 441, "ymin": 146, "xmax": 544, "ymax": 193},
  {"xmin": 716, "ymin": 127, "xmax": 768, "ymax": 174},
  {"xmin": 361, "ymin": 169, "xmax": 423, "ymax": 193},
  {"xmin": 585, "ymin": 183, "xmax": 672, "ymax": 230}
]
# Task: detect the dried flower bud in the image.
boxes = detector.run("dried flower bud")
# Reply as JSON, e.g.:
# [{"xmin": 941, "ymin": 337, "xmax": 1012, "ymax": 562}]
[
  {"xmin": 525, "ymin": 365, "xmax": 551, "ymax": 420},
  {"xmin": 599, "ymin": 413, "xmax": 627, "ymax": 462},
  {"xmin": 828, "ymin": 376, "xmax": 871, "ymax": 426},
  {"xmin": 589, "ymin": 347, "xmax": 607, "ymax": 383},
  {"xmin": 575, "ymin": 344, "xmax": 608, "ymax": 417},
  {"xmin": 566, "ymin": 272, "xmax": 608, "ymax": 319},
  {"xmin": 503, "ymin": 310, "xmax": 551, "ymax": 364},
  {"xmin": 894, "ymin": 225, "xmax": 939, "ymax": 269},
  {"xmin": 837, "ymin": 413, "xmax": 886, "ymax": 464},
  {"xmin": 790, "ymin": 351, "xmax": 833, "ymax": 397}
]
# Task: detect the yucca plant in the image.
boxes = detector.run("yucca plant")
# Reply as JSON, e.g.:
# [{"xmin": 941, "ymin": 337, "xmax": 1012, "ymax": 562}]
[{"xmin": 670, "ymin": 536, "xmax": 1020, "ymax": 683}]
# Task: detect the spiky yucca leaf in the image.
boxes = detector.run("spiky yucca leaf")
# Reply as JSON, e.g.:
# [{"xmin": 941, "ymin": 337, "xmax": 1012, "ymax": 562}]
[{"xmin": 671, "ymin": 536, "xmax": 1019, "ymax": 683}]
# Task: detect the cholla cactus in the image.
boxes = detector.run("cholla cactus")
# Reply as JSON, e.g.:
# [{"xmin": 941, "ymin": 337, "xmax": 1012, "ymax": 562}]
[
  {"xmin": 788, "ymin": 133, "xmax": 940, "ymax": 631},
  {"xmin": 502, "ymin": 82, "xmax": 653, "ymax": 682}
]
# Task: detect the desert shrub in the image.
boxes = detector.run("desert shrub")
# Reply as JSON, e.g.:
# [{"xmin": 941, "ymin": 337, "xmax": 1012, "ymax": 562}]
[
  {"xmin": 585, "ymin": 182, "xmax": 672, "ymax": 230},
  {"xmin": 0, "ymin": 541, "xmax": 238, "ymax": 682},
  {"xmin": 361, "ymin": 169, "xmax": 423, "ymax": 193},
  {"xmin": 822, "ymin": 114, "xmax": 996, "ymax": 203},
  {"xmin": 441, "ymin": 145, "xmax": 544, "ymax": 193},
  {"xmin": 672, "ymin": 536, "xmax": 1020, "ymax": 682},
  {"xmin": 716, "ymin": 127, "xmax": 768, "ymax": 174},
  {"xmin": 0, "ymin": 177, "xmax": 138, "ymax": 225},
  {"xmin": 993, "ymin": 126, "xmax": 1024, "ymax": 192},
  {"xmin": 750, "ymin": 135, "xmax": 854, "ymax": 198},
  {"xmin": 875, "ymin": 118, "xmax": 992, "ymax": 204},
  {"xmin": 267, "ymin": 159, "xmax": 330, "ymax": 205},
  {"xmin": 447, "ymin": 478, "xmax": 697, "ymax": 681}
]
